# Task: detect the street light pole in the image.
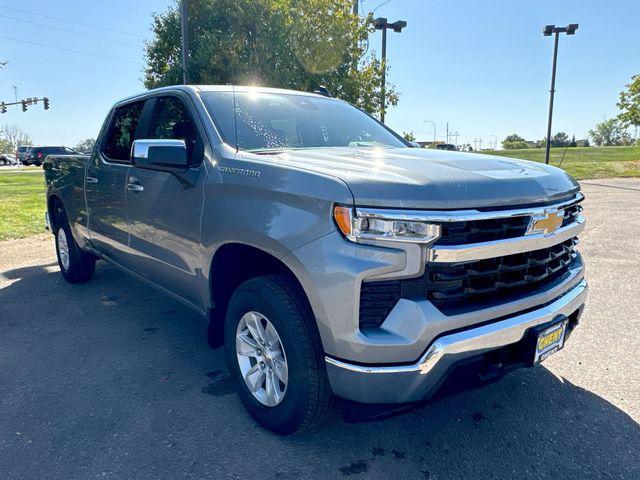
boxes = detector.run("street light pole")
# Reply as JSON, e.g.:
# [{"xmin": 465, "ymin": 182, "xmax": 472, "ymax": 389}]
[
  {"xmin": 374, "ymin": 17, "xmax": 406, "ymax": 123},
  {"xmin": 544, "ymin": 31, "xmax": 560, "ymax": 165},
  {"xmin": 543, "ymin": 23, "xmax": 578, "ymax": 164},
  {"xmin": 180, "ymin": 0, "xmax": 190, "ymax": 85},
  {"xmin": 381, "ymin": 26, "xmax": 387, "ymax": 122},
  {"xmin": 424, "ymin": 120, "xmax": 436, "ymax": 146}
]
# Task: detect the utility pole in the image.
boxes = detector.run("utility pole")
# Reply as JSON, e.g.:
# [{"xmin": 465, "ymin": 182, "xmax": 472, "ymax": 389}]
[
  {"xmin": 373, "ymin": 17, "xmax": 407, "ymax": 123},
  {"xmin": 543, "ymin": 23, "xmax": 578, "ymax": 164},
  {"xmin": 180, "ymin": 0, "xmax": 190, "ymax": 85},
  {"xmin": 12, "ymin": 85, "xmax": 17, "ymax": 102},
  {"xmin": 446, "ymin": 122, "xmax": 449, "ymax": 144},
  {"xmin": 451, "ymin": 132, "xmax": 460, "ymax": 148}
]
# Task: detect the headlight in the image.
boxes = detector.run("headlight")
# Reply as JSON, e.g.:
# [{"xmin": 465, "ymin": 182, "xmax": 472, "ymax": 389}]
[{"xmin": 333, "ymin": 206, "xmax": 441, "ymax": 244}]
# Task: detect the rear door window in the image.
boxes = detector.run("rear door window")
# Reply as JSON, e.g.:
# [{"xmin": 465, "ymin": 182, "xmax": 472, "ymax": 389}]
[
  {"xmin": 102, "ymin": 101, "xmax": 146, "ymax": 162},
  {"xmin": 148, "ymin": 96, "xmax": 201, "ymax": 164}
]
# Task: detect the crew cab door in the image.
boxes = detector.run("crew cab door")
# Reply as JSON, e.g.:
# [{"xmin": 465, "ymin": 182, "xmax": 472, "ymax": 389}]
[
  {"xmin": 86, "ymin": 100, "xmax": 146, "ymax": 260},
  {"xmin": 123, "ymin": 94, "xmax": 206, "ymax": 306}
]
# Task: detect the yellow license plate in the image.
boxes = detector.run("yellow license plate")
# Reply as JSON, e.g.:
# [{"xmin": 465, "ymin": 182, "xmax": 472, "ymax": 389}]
[{"xmin": 534, "ymin": 320, "xmax": 568, "ymax": 364}]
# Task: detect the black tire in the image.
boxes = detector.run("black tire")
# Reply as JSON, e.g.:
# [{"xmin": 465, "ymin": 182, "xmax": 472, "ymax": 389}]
[
  {"xmin": 224, "ymin": 274, "xmax": 334, "ymax": 435},
  {"xmin": 54, "ymin": 208, "xmax": 96, "ymax": 283}
]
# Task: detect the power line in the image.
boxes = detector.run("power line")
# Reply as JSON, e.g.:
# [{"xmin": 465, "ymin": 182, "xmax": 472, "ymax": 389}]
[
  {"xmin": 0, "ymin": 5, "xmax": 144, "ymax": 39},
  {"xmin": 0, "ymin": 14, "xmax": 141, "ymax": 47},
  {"xmin": 0, "ymin": 35, "xmax": 143, "ymax": 65}
]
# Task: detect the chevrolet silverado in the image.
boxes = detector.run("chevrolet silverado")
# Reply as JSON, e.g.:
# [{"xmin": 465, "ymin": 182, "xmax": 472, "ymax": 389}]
[{"xmin": 43, "ymin": 85, "xmax": 587, "ymax": 434}]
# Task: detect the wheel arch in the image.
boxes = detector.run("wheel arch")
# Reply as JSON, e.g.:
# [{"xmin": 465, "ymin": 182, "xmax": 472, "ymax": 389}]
[
  {"xmin": 206, "ymin": 242, "xmax": 323, "ymax": 349},
  {"xmin": 47, "ymin": 194, "xmax": 64, "ymax": 233}
]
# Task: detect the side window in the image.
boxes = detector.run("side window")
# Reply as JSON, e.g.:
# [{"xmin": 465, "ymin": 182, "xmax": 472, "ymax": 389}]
[
  {"xmin": 149, "ymin": 96, "xmax": 201, "ymax": 164},
  {"xmin": 102, "ymin": 101, "xmax": 145, "ymax": 162}
]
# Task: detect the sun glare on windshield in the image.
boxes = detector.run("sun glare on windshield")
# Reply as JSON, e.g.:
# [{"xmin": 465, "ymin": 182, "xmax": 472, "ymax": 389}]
[{"xmin": 201, "ymin": 91, "xmax": 407, "ymax": 152}]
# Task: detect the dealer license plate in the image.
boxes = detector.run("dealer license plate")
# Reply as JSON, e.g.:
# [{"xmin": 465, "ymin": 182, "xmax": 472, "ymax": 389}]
[{"xmin": 533, "ymin": 320, "xmax": 568, "ymax": 364}]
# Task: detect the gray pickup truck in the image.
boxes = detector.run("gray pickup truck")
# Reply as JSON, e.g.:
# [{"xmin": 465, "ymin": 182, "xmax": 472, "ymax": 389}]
[{"xmin": 44, "ymin": 85, "xmax": 587, "ymax": 434}]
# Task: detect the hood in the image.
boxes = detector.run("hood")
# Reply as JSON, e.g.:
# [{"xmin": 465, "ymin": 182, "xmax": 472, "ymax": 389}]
[{"xmin": 266, "ymin": 147, "xmax": 580, "ymax": 209}]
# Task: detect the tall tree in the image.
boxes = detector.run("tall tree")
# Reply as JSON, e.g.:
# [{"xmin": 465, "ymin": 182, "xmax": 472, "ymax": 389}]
[
  {"xmin": 617, "ymin": 74, "xmax": 640, "ymax": 134},
  {"xmin": 552, "ymin": 132, "xmax": 569, "ymax": 147},
  {"xmin": 144, "ymin": 0, "xmax": 398, "ymax": 117},
  {"xmin": 0, "ymin": 124, "xmax": 32, "ymax": 152},
  {"xmin": 588, "ymin": 118, "xmax": 632, "ymax": 146}
]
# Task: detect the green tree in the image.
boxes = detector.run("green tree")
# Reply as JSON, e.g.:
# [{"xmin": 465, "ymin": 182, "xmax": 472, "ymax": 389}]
[
  {"xmin": 552, "ymin": 132, "xmax": 569, "ymax": 147},
  {"xmin": 617, "ymin": 74, "xmax": 640, "ymax": 131},
  {"xmin": 74, "ymin": 138, "xmax": 96, "ymax": 153},
  {"xmin": 0, "ymin": 137, "xmax": 11, "ymax": 154},
  {"xmin": 402, "ymin": 131, "xmax": 416, "ymax": 142},
  {"xmin": 588, "ymin": 118, "xmax": 632, "ymax": 146},
  {"xmin": 144, "ymin": 0, "xmax": 398, "ymax": 117},
  {"xmin": 502, "ymin": 133, "xmax": 528, "ymax": 150},
  {"xmin": 569, "ymin": 134, "xmax": 577, "ymax": 147}
]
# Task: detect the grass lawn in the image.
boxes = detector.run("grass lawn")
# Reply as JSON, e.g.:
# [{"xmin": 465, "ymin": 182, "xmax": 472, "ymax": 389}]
[
  {"xmin": 477, "ymin": 145, "xmax": 640, "ymax": 180},
  {"xmin": 0, "ymin": 169, "xmax": 47, "ymax": 241}
]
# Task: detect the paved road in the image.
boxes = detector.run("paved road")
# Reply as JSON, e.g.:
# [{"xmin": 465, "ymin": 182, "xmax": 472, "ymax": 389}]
[{"xmin": 1, "ymin": 179, "xmax": 639, "ymax": 480}]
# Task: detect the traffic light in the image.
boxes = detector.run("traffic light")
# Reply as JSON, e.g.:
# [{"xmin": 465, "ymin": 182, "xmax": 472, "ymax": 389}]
[
  {"xmin": 21, "ymin": 100, "xmax": 27, "ymax": 112},
  {"xmin": 43, "ymin": 97, "xmax": 50, "ymax": 110},
  {"xmin": 0, "ymin": 102, "xmax": 6, "ymax": 114}
]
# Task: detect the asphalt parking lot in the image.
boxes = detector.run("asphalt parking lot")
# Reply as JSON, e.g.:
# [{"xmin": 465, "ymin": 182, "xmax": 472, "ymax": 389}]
[{"xmin": 1, "ymin": 178, "xmax": 639, "ymax": 480}]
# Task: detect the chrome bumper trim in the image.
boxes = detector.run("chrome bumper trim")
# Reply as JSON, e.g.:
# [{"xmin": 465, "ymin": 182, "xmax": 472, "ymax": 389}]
[
  {"xmin": 325, "ymin": 279, "xmax": 587, "ymax": 403},
  {"xmin": 355, "ymin": 193, "xmax": 583, "ymax": 224},
  {"xmin": 426, "ymin": 217, "xmax": 584, "ymax": 263}
]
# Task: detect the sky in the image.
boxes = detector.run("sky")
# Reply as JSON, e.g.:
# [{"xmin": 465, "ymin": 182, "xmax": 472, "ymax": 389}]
[{"xmin": 0, "ymin": 0, "xmax": 638, "ymax": 148}]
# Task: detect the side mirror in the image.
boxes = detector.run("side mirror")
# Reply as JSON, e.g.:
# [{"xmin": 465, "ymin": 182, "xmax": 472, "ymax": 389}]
[
  {"xmin": 409, "ymin": 141, "xmax": 421, "ymax": 148},
  {"xmin": 131, "ymin": 139, "xmax": 188, "ymax": 173}
]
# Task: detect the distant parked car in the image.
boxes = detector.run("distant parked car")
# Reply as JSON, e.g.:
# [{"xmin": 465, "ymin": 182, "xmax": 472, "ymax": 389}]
[
  {"xmin": 435, "ymin": 143, "xmax": 457, "ymax": 151},
  {"xmin": 16, "ymin": 146, "xmax": 31, "ymax": 164},
  {"xmin": 0, "ymin": 153, "xmax": 18, "ymax": 166},
  {"xmin": 23, "ymin": 146, "xmax": 79, "ymax": 166}
]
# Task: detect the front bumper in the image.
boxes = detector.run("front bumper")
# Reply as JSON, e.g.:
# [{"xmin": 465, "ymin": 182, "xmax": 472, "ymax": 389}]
[{"xmin": 325, "ymin": 278, "xmax": 587, "ymax": 404}]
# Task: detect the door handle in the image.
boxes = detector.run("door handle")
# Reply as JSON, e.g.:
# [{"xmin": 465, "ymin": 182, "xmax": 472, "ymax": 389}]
[
  {"xmin": 127, "ymin": 183, "xmax": 144, "ymax": 192},
  {"xmin": 86, "ymin": 176, "xmax": 98, "ymax": 184}
]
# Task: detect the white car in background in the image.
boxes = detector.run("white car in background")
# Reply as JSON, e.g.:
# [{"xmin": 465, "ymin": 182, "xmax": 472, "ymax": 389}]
[{"xmin": 0, "ymin": 153, "xmax": 18, "ymax": 166}]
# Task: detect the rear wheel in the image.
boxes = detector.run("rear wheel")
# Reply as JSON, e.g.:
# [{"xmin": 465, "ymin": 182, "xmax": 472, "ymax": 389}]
[
  {"xmin": 224, "ymin": 274, "xmax": 333, "ymax": 434},
  {"xmin": 54, "ymin": 208, "xmax": 96, "ymax": 283}
]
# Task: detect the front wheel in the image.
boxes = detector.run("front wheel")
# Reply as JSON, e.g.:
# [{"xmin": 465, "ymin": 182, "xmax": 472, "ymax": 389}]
[
  {"xmin": 55, "ymin": 210, "xmax": 96, "ymax": 283},
  {"xmin": 224, "ymin": 275, "xmax": 334, "ymax": 434}
]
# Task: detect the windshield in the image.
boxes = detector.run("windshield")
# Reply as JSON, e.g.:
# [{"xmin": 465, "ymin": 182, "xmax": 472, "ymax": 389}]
[{"xmin": 200, "ymin": 91, "xmax": 406, "ymax": 152}]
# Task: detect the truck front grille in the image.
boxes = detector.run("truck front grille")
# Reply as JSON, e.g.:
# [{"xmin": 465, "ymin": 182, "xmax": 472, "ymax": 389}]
[
  {"xmin": 561, "ymin": 203, "xmax": 582, "ymax": 227},
  {"xmin": 424, "ymin": 238, "xmax": 577, "ymax": 309},
  {"xmin": 359, "ymin": 239, "xmax": 578, "ymax": 329},
  {"xmin": 434, "ymin": 203, "xmax": 583, "ymax": 246},
  {"xmin": 436, "ymin": 216, "xmax": 529, "ymax": 245}
]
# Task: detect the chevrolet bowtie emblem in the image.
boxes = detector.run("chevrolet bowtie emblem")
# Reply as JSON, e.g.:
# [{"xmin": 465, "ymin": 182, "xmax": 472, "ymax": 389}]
[{"xmin": 527, "ymin": 210, "xmax": 564, "ymax": 236}]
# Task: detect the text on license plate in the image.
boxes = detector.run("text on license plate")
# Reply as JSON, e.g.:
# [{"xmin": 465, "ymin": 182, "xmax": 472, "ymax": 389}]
[{"xmin": 534, "ymin": 320, "xmax": 568, "ymax": 364}]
